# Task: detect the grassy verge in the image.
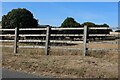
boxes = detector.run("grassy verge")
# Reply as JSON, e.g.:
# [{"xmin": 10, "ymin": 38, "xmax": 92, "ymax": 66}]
[{"xmin": 2, "ymin": 46, "xmax": 118, "ymax": 78}]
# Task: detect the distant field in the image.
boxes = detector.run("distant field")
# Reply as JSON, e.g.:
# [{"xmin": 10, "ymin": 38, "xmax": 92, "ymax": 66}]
[{"xmin": 2, "ymin": 40, "xmax": 119, "ymax": 78}]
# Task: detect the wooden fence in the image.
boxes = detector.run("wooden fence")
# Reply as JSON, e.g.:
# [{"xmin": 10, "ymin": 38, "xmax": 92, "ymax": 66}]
[{"xmin": 0, "ymin": 26, "xmax": 117, "ymax": 56}]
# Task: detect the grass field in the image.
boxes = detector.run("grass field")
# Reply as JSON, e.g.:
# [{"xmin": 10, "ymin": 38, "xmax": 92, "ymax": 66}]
[{"xmin": 2, "ymin": 40, "xmax": 119, "ymax": 78}]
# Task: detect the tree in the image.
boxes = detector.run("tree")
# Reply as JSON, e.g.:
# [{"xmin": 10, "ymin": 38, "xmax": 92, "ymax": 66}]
[
  {"xmin": 96, "ymin": 24, "xmax": 109, "ymax": 27},
  {"xmin": 101, "ymin": 24, "xmax": 109, "ymax": 27},
  {"xmin": 81, "ymin": 22, "xmax": 95, "ymax": 27},
  {"xmin": 61, "ymin": 17, "xmax": 81, "ymax": 28},
  {"xmin": 115, "ymin": 30, "xmax": 120, "ymax": 32},
  {"xmin": 2, "ymin": 8, "xmax": 38, "ymax": 28}
]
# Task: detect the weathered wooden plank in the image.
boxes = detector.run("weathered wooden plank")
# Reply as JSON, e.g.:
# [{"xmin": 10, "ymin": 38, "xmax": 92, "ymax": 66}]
[
  {"xmin": 50, "ymin": 40, "xmax": 83, "ymax": 44},
  {"xmin": 89, "ymin": 27, "xmax": 110, "ymax": 29},
  {"xmin": 0, "ymin": 45, "xmax": 45, "ymax": 48},
  {"xmin": 88, "ymin": 48, "xmax": 119, "ymax": 51},
  {"xmin": 0, "ymin": 29, "xmax": 15, "ymax": 31},
  {"xmin": 0, "ymin": 39, "xmax": 82, "ymax": 44},
  {"xmin": 1, "ymin": 45, "xmax": 118, "ymax": 51},
  {"xmin": 14, "ymin": 27, "xmax": 18, "ymax": 53},
  {"xmin": 51, "ymin": 27, "xmax": 110, "ymax": 30},
  {"xmin": 0, "ymin": 34, "xmax": 15, "ymax": 37},
  {"xmin": 91, "ymin": 41, "xmax": 118, "ymax": 44},
  {"xmin": 89, "ymin": 34, "xmax": 112, "ymax": 36},
  {"xmin": 19, "ymin": 34, "xmax": 46, "ymax": 37},
  {"xmin": 51, "ymin": 34, "xmax": 83, "ymax": 36},
  {"xmin": 19, "ymin": 40, "xmax": 46, "ymax": 42},
  {"xmin": 19, "ymin": 28, "xmax": 46, "ymax": 30},
  {"xmin": 18, "ymin": 34, "xmax": 113, "ymax": 37},
  {"xmin": 51, "ymin": 28, "xmax": 83, "ymax": 30},
  {"xmin": 18, "ymin": 46, "xmax": 45, "ymax": 48},
  {"xmin": 19, "ymin": 40, "xmax": 83, "ymax": 44},
  {"xmin": 0, "ymin": 39, "xmax": 117, "ymax": 44},
  {"xmin": 0, "ymin": 27, "xmax": 110, "ymax": 31},
  {"xmin": 0, "ymin": 40, "xmax": 14, "ymax": 42},
  {"xmin": 0, "ymin": 45, "xmax": 13, "ymax": 47},
  {"xmin": 83, "ymin": 26, "xmax": 88, "ymax": 56},
  {"xmin": 45, "ymin": 27, "xmax": 50, "ymax": 55}
]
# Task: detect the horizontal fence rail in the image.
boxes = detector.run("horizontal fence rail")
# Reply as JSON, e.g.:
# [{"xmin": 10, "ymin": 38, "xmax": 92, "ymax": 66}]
[
  {"xmin": 19, "ymin": 34, "xmax": 46, "ymax": 37},
  {"xmin": 51, "ymin": 27, "xmax": 110, "ymax": 30},
  {"xmin": 0, "ymin": 34, "xmax": 15, "ymax": 37},
  {"xmin": 89, "ymin": 27, "xmax": 110, "ymax": 29},
  {"xmin": 0, "ymin": 27, "xmax": 111, "ymax": 31},
  {"xmin": 18, "ymin": 46, "xmax": 45, "ymax": 48},
  {"xmin": 50, "ymin": 40, "xmax": 83, "ymax": 43},
  {"xmin": 51, "ymin": 28, "xmax": 83, "ymax": 30},
  {"xmin": 19, "ymin": 40, "xmax": 46, "ymax": 43},
  {"xmin": 1, "ymin": 26, "xmax": 118, "ymax": 55},
  {"xmin": 19, "ymin": 28, "xmax": 47, "ymax": 30},
  {"xmin": 0, "ymin": 29, "xmax": 15, "ymax": 31},
  {"xmin": 89, "ymin": 34, "xmax": 112, "ymax": 37},
  {"xmin": 1, "ymin": 45, "xmax": 118, "ymax": 51},
  {"xmin": 0, "ymin": 34, "xmax": 113, "ymax": 37},
  {"xmin": 0, "ymin": 40, "xmax": 14, "ymax": 42}
]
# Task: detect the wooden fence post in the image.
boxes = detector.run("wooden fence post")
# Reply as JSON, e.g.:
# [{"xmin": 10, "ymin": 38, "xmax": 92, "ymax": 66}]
[
  {"xmin": 14, "ymin": 27, "xmax": 18, "ymax": 53},
  {"xmin": 45, "ymin": 26, "xmax": 50, "ymax": 55},
  {"xmin": 83, "ymin": 25, "xmax": 88, "ymax": 56}
]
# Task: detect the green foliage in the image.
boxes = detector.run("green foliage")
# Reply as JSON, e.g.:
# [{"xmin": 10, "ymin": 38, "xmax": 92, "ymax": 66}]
[
  {"xmin": 96, "ymin": 24, "xmax": 109, "ymax": 27},
  {"xmin": 82, "ymin": 22, "xmax": 110, "ymax": 28},
  {"xmin": 82, "ymin": 22, "xmax": 95, "ymax": 27},
  {"xmin": 115, "ymin": 30, "xmax": 120, "ymax": 32},
  {"xmin": 2, "ymin": 8, "xmax": 38, "ymax": 28},
  {"xmin": 81, "ymin": 22, "xmax": 111, "ymax": 35},
  {"xmin": 61, "ymin": 17, "xmax": 81, "ymax": 28}
]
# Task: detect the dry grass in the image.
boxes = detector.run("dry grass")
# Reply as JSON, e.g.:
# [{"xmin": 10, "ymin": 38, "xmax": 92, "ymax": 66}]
[
  {"xmin": 2, "ymin": 43, "xmax": 118, "ymax": 78},
  {"xmin": 2, "ymin": 40, "xmax": 119, "ymax": 78}
]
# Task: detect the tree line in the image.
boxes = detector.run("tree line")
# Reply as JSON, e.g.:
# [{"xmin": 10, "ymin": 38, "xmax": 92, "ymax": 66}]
[
  {"xmin": 2, "ymin": 8, "xmax": 118, "ymax": 40},
  {"xmin": 61, "ymin": 17, "xmax": 109, "ymax": 28},
  {"xmin": 2, "ymin": 8, "xmax": 111, "ymax": 29}
]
